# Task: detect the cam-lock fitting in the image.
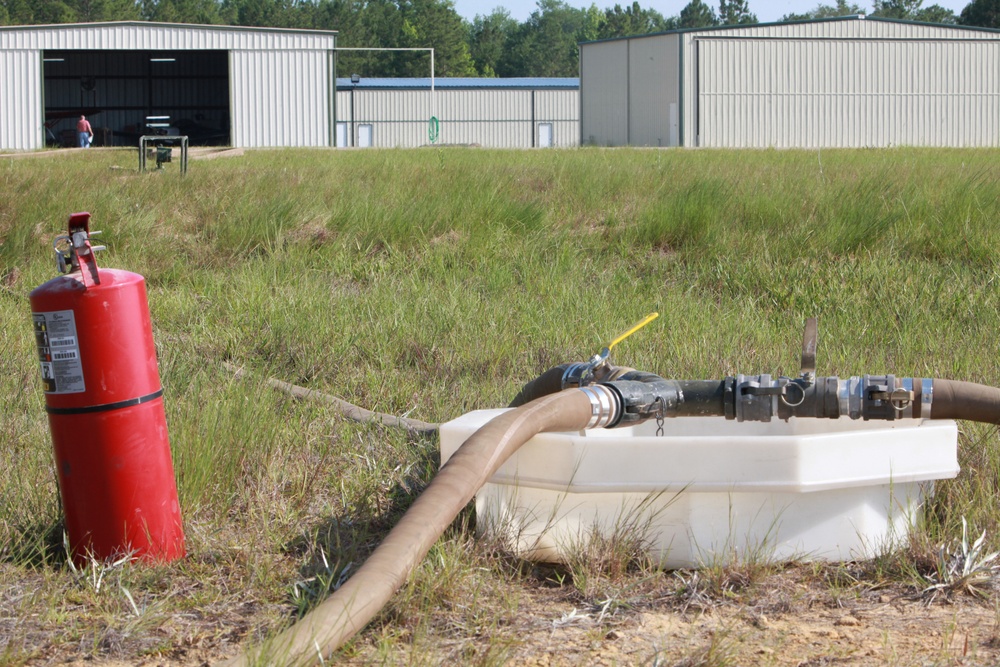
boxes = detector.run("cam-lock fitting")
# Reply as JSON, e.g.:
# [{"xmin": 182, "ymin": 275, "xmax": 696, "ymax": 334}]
[
  {"xmin": 726, "ymin": 373, "xmax": 924, "ymax": 422},
  {"xmin": 732, "ymin": 374, "xmax": 811, "ymax": 422}
]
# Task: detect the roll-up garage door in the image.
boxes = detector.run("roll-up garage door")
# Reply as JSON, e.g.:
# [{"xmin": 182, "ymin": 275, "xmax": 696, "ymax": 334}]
[{"xmin": 696, "ymin": 38, "xmax": 1000, "ymax": 148}]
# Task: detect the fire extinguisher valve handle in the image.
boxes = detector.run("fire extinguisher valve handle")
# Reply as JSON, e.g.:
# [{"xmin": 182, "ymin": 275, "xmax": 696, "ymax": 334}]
[{"xmin": 62, "ymin": 212, "xmax": 102, "ymax": 288}]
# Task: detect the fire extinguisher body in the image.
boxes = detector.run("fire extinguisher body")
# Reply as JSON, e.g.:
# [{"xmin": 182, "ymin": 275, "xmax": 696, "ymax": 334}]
[{"xmin": 30, "ymin": 267, "xmax": 185, "ymax": 562}]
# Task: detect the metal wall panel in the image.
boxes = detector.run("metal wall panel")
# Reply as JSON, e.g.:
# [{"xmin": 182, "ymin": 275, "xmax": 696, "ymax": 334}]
[
  {"xmin": 580, "ymin": 18, "xmax": 1000, "ymax": 147},
  {"xmin": 679, "ymin": 19, "xmax": 1000, "ymax": 145},
  {"xmin": 534, "ymin": 89, "xmax": 578, "ymax": 121},
  {"xmin": 580, "ymin": 39, "xmax": 629, "ymax": 146},
  {"xmin": 697, "ymin": 38, "xmax": 1000, "ymax": 148},
  {"xmin": 629, "ymin": 33, "xmax": 679, "ymax": 147},
  {"xmin": 334, "ymin": 87, "xmax": 578, "ymax": 148},
  {"xmin": 231, "ymin": 49, "xmax": 331, "ymax": 148},
  {"xmin": 352, "ymin": 89, "xmax": 534, "ymax": 123},
  {"xmin": 1, "ymin": 51, "xmax": 42, "ymax": 150}
]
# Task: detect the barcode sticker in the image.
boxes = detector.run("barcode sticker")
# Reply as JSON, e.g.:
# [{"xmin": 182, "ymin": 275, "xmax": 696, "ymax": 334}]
[{"xmin": 33, "ymin": 310, "xmax": 86, "ymax": 394}]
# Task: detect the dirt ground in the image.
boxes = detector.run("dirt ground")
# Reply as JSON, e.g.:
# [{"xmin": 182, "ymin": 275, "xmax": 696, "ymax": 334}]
[
  {"xmin": 43, "ymin": 565, "xmax": 1000, "ymax": 667},
  {"xmin": 511, "ymin": 594, "xmax": 1000, "ymax": 666},
  {"xmin": 48, "ymin": 604, "xmax": 1000, "ymax": 667}
]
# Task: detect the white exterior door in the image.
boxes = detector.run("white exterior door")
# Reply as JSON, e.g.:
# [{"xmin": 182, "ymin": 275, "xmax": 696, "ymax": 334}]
[
  {"xmin": 358, "ymin": 124, "xmax": 373, "ymax": 148},
  {"xmin": 538, "ymin": 123, "xmax": 553, "ymax": 148}
]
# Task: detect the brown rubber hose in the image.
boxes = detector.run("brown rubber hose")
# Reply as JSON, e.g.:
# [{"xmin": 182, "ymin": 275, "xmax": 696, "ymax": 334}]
[
  {"xmin": 932, "ymin": 379, "xmax": 1000, "ymax": 425},
  {"xmin": 220, "ymin": 389, "xmax": 594, "ymax": 667},
  {"xmin": 508, "ymin": 364, "xmax": 634, "ymax": 407},
  {"xmin": 507, "ymin": 364, "xmax": 570, "ymax": 407}
]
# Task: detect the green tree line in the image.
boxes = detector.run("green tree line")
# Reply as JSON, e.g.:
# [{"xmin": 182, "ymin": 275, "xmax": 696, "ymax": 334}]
[{"xmin": 2, "ymin": 0, "xmax": 998, "ymax": 76}]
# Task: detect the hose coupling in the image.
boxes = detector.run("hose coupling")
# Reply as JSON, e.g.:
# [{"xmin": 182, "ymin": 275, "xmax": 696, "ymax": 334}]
[
  {"xmin": 733, "ymin": 374, "xmax": 810, "ymax": 422},
  {"xmin": 838, "ymin": 375, "xmax": 917, "ymax": 420},
  {"xmin": 580, "ymin": 385, "xmax": 620, "ymax": 429}
]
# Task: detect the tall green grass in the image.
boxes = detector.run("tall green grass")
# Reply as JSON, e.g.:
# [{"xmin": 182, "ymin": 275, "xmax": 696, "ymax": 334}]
[{"xmin": 1, "ymin": 146, "xmax": 999, "ymax": 662}]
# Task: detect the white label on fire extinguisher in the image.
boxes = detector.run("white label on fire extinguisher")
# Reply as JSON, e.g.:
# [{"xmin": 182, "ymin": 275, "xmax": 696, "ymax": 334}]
[{"xmin": 33, "ymin": 310, "xmax": 85, "ymax": 394}]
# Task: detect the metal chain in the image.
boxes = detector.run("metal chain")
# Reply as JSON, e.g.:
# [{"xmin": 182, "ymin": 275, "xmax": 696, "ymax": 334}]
[{"xmin": 653, "ymin": 396, "xmax": 665, "ymax": 437}]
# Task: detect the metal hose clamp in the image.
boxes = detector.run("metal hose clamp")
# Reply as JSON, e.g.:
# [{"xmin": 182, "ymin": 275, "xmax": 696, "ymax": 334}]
[
  {"xmin": 839, "ymin": 376, "xmax": 864, "ymax": 420},
  {"xmin": 580, "ymin": 385, "xmax": 619, "ymax": 429},
  {"xmin": 562, "ymin": 362, "xmax": 594, "ymax": 389}
]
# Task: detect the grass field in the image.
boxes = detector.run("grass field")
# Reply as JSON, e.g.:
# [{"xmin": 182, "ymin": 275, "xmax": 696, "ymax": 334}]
[{"xmin": 1, "ymin": 146, "xmax": 1000, "ymax": 665}]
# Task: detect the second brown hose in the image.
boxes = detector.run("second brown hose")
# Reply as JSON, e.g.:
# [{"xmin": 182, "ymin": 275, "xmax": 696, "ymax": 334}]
[{"xmin": 932, "ymin": 379, "xmax": 1000, "ymax": 425}]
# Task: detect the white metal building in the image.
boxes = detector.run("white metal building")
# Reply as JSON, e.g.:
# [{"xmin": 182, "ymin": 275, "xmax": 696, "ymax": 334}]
[
  {"xmin": 579, "ymin": 16, "xmax": 1000, "ymax": 148},
  {"xmin": 335, "ymin": 77, "xmax": 579, "ymax": 148},
  {"xmin": 0, "ymin": 21, "xmax": 337, "ymax": 151}
]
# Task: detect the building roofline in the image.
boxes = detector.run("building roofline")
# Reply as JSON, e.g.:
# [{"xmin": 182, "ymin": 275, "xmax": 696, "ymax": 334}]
[
  {"xmin": 579, "ymin": 14, "xmax": 1000, "ymax": 45},
  {"xmin": 335, "ymin": 77, "xmax": 579, "ymax": 90},
  {"xmin": 858, "ymin": 15, "xmax": 998, "ymax": 32},
  {"xmin": 0, "ymin": 20, "xmax": 338, "ymax": 37}
]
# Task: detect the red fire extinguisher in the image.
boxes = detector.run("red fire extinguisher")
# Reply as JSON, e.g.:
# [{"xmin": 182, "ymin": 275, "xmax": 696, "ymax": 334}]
[{"xmin": 29, "ymin": 212, "xmax": 185, "ymax": 563}]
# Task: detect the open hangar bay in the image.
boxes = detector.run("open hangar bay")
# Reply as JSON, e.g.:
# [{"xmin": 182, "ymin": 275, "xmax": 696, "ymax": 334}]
[{"xmin": 0, "ymin": 21, "xmax": 337, "ymax": 151}]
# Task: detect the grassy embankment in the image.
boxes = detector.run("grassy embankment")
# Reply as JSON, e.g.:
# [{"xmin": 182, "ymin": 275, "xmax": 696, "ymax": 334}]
[{"xmin": 1, "ymin": 147, "xmax": 998, "ymax": 664}]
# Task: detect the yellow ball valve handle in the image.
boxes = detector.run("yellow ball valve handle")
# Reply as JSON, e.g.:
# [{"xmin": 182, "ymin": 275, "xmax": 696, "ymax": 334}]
[
  {"xmin": 608, "ymin": 312, "xmax": 660, "ymax": 354},
  {"xmin": 593, "ymin": 311, "xmax": 659, "ymax": 371},
  {"xmin": 564, "ymin": 312, "xmax": 660, "ymax": 389}
]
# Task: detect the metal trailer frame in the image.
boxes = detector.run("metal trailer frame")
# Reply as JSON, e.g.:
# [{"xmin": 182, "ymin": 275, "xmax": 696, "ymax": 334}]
[{"xmin": 139, "ymin": 135, "xmax": 189, "ymax": 174}]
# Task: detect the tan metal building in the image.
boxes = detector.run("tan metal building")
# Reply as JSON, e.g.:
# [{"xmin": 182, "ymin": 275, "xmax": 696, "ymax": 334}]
[
  {"xmin": 579, "ymin": 16, "xmax": 1000, "ymax": 148},
  {"xmin": 335, "ymin": 77, "xmax": 579, "ymax": 148},
  {"xmin": 0, "ymin": 21, "xmax": 337, "ymax": 151}
]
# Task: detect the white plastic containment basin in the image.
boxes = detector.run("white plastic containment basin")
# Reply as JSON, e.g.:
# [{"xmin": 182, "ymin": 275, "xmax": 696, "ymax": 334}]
[{"xmin": 439, "ymin": 410, "xmax": 959, "ymax": 568}]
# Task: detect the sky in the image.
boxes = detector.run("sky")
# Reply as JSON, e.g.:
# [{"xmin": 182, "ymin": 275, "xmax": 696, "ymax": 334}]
[{"xmin": 450, "ymin": 0, "xmax": 971, "ymax": 25}]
